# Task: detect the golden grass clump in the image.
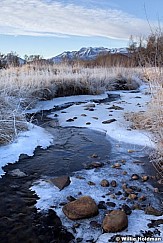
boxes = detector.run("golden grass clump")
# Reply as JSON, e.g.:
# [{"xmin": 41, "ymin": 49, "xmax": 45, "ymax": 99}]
[{"xmin": 126, "ymin": 67, "xmax": 163, "ymax": 174}]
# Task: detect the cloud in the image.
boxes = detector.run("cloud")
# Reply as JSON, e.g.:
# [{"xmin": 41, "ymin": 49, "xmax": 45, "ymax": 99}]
[{"xmin": 0, "ymin": 0, "xmax": 159, "ymax": 39}]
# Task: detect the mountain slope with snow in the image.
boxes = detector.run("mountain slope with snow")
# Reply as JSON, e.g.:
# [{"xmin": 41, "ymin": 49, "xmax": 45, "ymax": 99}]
[{"xmin": 50, "ymin": 47, "xmax": 128, "ymax": 63}]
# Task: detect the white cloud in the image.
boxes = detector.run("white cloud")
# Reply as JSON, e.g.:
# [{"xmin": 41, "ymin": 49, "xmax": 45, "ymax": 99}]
[{"xmin": 0, "ymin": 0, "xmax": 159, "ymax": 39}]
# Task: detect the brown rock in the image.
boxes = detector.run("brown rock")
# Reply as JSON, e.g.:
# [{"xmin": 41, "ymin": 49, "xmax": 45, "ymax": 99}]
[
  {"xmin": 91, "ymin": 162, "xmax": 104, "ymax": 168},
  {"xmin": 110, "ymin": 194, "xmax": 116, "ymax": 199},
  {"xmin": 107, "ymin": 105, "xmax": 124, "ymax": 110},
  {"xmin": 49, "ymin": 175, "xmax": 71, "ymax": 190},
  {"xmin": 90, "ymin": 221, "xmax": 101, "ymax": 228},
  {"xmin": 132, "ymin": 203, "xmax": 142, "ymax": 210},
  {"xmin": 67, "ymin": 196, "xmax": 76, "ymax": 202},
  {"xmin": 138, "ymin": 195, "xmax": 146, "ymax": 201},
  {"xmin": 141, "ymin": 175, "xmax": 149, "ymax": 182},
  {"xmin": 100, "ymin": 179, "xmax": 109, "ymax": 187},
  {"xmin": 102, "ymin": 119, "xmax": 117, "ymax": 124},
  {"xmin": 111, "ymin": 180, "xmax": 117, "ymax": 187},
  {"xmin": 85, "ymin": 162, "xmax": 104, "ymax": 169},
  {"xmin": 122, "ymin": 171, "xmax": 127, "ymax": 175},
  {"xmin": 128, "ymin": 194, "xmax": 137, "ymax": 200},
  {"xmin": 153, "ymin": 188, "xmax": 159, "ymax": 193},
  {"xmin": 112, "ymin": 163, "xmax": 121, "ymax": 169},
  {"xmin": 131, "ymin": 174, "xmax": 139, "ymax": 180},
  {"xmin": 91, "ymin": 153, "xmax": 98, "ymax": 158},
  {"xmin": 145, "ymin": 206, "xmax": 162, "ymax": 216},
  {"xmin": 106, "ymin": 202, "xmax": 116, "ymax": 207},
  {"xmin": 102, "ymin": 210, "xmax": 128, "ymax": 233},
  {"xmin": 88, "ymin": 181, "xmax": 96, "ymax": 186},
  {"xmin": 125, "ymin": 188, "xmax": 133, "ymax": 194},
  {"xmin": 128, "ymin": 149, "xmax": 135, "ymax": 153},
  {"xmin": 122, "ymin": 183, "xmax": 127, "ymax": 190},
  {"xmin": 62, "ymin": 196, "xmax": 99, "ymax": 220}
]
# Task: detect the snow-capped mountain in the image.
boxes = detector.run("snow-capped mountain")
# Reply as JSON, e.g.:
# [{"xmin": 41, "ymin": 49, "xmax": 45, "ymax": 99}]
[{"xmin": 50, "ymin": 47, "xmax": 128, "ymax": 63}]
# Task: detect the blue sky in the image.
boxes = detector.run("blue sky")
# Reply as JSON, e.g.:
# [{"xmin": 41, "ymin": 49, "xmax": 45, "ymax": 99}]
[{"xmin": 0, "ymin": 0, "xmax": 163, "ymax": 58}]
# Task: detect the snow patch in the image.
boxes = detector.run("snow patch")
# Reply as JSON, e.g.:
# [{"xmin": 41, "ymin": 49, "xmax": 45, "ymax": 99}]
[
  {"xmin": 0, "ymin": 123, "xmax": 53, "ymax": 176},
  {"xmin": 31, "ymin": 164, "xmax": 162, "ymax": 242},
  {"xmin": 47, "ymin": 85, "xmax": 154, "ymax": 147}
]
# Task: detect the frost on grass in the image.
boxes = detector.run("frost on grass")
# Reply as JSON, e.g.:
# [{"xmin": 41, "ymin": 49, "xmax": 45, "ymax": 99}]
[
  {"xmin": 0, "ymin": 95, "xmax": 27, "ymax": 145},
  {"xmin": 0, "ymin": 65, "xmax": 143, "ymax": 145}
]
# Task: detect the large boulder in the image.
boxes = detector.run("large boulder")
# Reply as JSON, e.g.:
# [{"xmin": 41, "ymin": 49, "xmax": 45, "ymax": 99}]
[
  {"xmin": 102, "ymin": 210, "xmax": 128, "ymax": 233},
  {"xmin": 62, "ymin": 196, "xmax": 99, "ymax": 220},
  {"xmin": 49, "ymin": 175, "xmax": 71, "ymax": 190}
]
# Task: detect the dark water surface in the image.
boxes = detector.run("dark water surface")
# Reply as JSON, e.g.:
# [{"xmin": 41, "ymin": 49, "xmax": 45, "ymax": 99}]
[{"xmin": 0, "ymin": 126, "xmax": 112, "ymax": 243}]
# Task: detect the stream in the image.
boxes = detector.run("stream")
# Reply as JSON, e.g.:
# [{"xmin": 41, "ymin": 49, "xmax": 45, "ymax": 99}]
[{"xmin": 0, "ymin": 91, "xmax": 162, "ymax": 243}]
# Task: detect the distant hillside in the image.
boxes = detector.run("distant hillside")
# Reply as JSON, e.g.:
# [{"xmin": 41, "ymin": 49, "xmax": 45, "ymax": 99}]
[{"xmin": 50, "ymin": 47, "xmax": 128, "ymax": 63}]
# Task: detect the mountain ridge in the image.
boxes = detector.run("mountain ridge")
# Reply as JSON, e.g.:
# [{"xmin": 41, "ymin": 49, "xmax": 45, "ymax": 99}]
[
  {"xmin": 0, "ymin": 46, "xmax": 128, "ymax": 66},
  {"xmin": 50, "ymin": 46, "xmax": 128, "ymax": 63}
]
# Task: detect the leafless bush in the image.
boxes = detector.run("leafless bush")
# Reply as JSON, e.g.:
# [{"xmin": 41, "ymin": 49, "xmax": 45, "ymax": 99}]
[{"xmin": 0, "ymin": 95, "xmax": 27, "ymax": 145}]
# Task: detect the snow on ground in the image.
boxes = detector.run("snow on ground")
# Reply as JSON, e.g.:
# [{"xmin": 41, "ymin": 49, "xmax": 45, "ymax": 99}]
[
  {"xmin": 47, "ymin": 85, "xmax": 154, "ymax": 147},
  {"xmin": 0, "ymin": 123, "xmax": 53, "ymax": 177},
  {"xmin": 96, "ymin": 211, "xmax": 163, "ymax": 243},
  {"xmin": 31, "ymin": 161, "xmax": 162, "ymax": 242},
  {"xmin": 26, "ymin": 93, "xmax": 108, "ymax": 114}
]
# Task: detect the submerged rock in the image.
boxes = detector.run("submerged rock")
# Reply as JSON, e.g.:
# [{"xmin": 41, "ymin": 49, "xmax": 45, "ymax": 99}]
[
  {"xmin": 85, "ymin": 162, "xmax": 104, "ymax": 169},
  {"xmin": 102, "ymin": 210, "xmax": 128, "ymax": 233},
  {"xmin": 62, "ymin": 196, "xmax": 99, "ymax": 220},
  {"xmin": 8, "ymin": 169, "xmax": 27, "ymax": 178}
]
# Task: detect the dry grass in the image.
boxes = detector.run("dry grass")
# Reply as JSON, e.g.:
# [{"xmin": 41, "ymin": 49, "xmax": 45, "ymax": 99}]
[
  {"xmin": 0, "ymin": 63, "xmax": 143, "ymax": 145},
  {"xmin": 0, "ymin": 95, "xmax": 27, "ymax": 145},
  {"xmin": 126, "ymin": 67, "xmax": 163, "ymax": 174},
  {"xmin": 0, "ymin": 64, "xmax": 142, "ymax": 99}
]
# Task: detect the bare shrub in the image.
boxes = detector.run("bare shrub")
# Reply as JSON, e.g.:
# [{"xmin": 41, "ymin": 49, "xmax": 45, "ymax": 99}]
[{"xmin": 0, "ymin": 95, "xmax": 27, "ymax": 145}]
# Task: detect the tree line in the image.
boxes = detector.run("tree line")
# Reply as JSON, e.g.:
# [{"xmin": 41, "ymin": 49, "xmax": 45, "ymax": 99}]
[{"xmin": 1, "ymin": 33, "xmax": 163, "ymax": 68}]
